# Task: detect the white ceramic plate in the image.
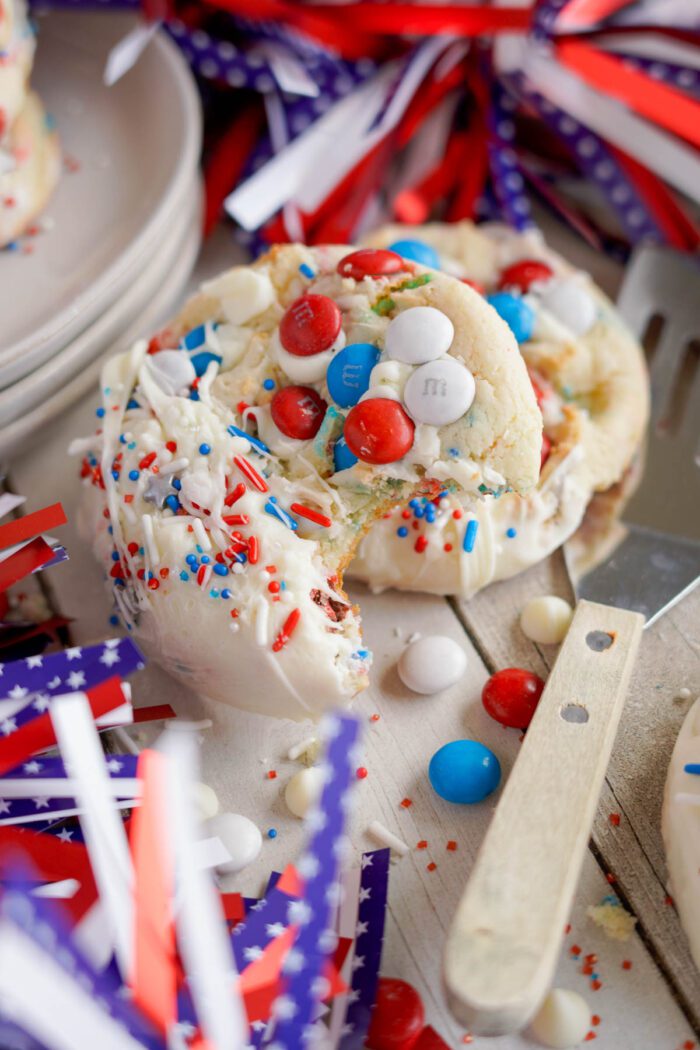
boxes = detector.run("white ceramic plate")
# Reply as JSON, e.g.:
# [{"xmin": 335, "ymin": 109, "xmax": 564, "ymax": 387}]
[
  {"xmin": 0, "ymin": 11, "xmax": 201, "ymax": 385},
  {"xmin": 0, "ymin": 196, "xmax": 202, "ymax": 459},
  {"xmin": 0, "ymin": 180, "xmax": 202, "ymax": 426}
]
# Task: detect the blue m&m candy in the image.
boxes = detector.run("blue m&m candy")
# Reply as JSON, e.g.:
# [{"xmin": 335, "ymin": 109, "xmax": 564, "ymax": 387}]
[
  {"xmin": 428, "ymin": 739, "xmax": 501, "ymax": 804},
  {"xmin": 326, "ymin": 342, "xmax": 381, "ymax": 408},
  {"xmin": 486, "ymin": 292, "xmax": 535, "ymax": 344},
  {"xmin": 388, "ymin": 238, "xmax": 440, "ymax": 270},
  {"xmin": 333, "ymin": 433, "xmax": 358, "ymax": 472}
]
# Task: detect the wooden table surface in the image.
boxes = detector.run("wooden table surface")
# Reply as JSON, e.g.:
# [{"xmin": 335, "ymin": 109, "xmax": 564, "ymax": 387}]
[{"xmin": 6, "ymin": 222, "xmax": 700, "ymax": 1049}]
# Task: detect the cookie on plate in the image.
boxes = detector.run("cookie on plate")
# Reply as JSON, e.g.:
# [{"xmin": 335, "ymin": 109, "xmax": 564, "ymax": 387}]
[
  {"xmin": 0, "ymin": 0, "xmax": 35, "ymax": 137},
  {"xmin": 0, "ymin": 91, "xmax": 60, "ymax": 248},
  {"xmin": 350, "ymin": 222, "xmax": 649, "ymax": 597},
  {"xmin": 75, "ymin": 243, "xmax": 541, "ymax": 719}
]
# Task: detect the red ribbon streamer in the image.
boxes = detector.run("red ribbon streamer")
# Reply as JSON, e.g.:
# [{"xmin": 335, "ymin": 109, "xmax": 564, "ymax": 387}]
[
  {"xmin": 0, "ymin": 537, "xmax": 56, "ymax": 593},
  {"xmin": 0, "ymin": 503, "xmax": 66, "ymax": 552}
]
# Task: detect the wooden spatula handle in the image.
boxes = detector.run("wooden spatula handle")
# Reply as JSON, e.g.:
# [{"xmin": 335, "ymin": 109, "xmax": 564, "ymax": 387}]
[{"xmin": 444, "ymin": 599, "xmax": 644, "ymax": 1036}]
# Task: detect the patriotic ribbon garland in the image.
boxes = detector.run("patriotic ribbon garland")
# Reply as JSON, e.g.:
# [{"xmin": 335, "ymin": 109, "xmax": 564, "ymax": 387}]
[{"xmin": 32, "ymin": 0, "xmax": 700, "ymax": 256}]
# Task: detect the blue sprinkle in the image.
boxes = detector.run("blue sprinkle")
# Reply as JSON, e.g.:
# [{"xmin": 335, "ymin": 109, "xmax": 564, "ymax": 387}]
[
  {"xmin": 506, "ymin": 527, "xmax": 517, "ymax": 538},
  {"xmin": 409, "ymin": 499, "xmax": 421, "ymax": 510},
  {"xmin": 209, "ymin": 589, "xmax": 220, "ymax": 598},
  {"xmin": 356, "ymin": 649, "xmax": 370, "ymax": 659},
  {"xmin": 388, "ymin": 238, "xmax": 440, "ymax": 269},
  {"xmin": 179, "ymin": 571, "xmax": 189, "ymax": 581},
  {"xmin": 299, "ymin": 263, "xmax": 315, "ymax": 279},
  {"xmin": 267, "ymin": 828, "xmax": 278, "ymax": 839},
  {"xmin": 119, "ymin": 435, "xmax": 127, "ymax": 444},
  {"xmin": 264, "ymin": 500, "xmax": 298, "ymax": 531},
  {"xmin": 128, "ymin": 470, "xmax": 139, "ymax": 481},
  {"xmin": 126, "ymin": 399, "xmax": 140, "ymax": 410},
  {"xmin": 107, "ymin": 526, "xmax": 113, "ymax": 535},
  {"xmin": 684, "ymin": 763, "xmax": 700, "ymax": 775},
  {"xmin": 425, "ymin": 506, "xmax": 436, "ymax": 524},
  {"xmin": 139, "ymin": 547, "xmax": 144, "ymax": 556},
  {"xmin": 263, "ymin": 378, "xmax": 275, "ymax": 391},
  {"xmin": 182, "ymin": 324, "xmax": 207, "ymax": 350},
  {"xmin": 96, "ymin": 407, "xmax": 106, "ymax": 418},
  {"xmin": 213, "ymin": 563, "xmax": 229, "ymax": 577},
  {"xmin": 5, "ymin": 242, "xmax": 19, "ymax": 252},
  {"xmin": 199, "ymin": 443, "xmax": 211, "ymax": 455},
  {"xmin": 486, "ymin": 292, "xmax": 535, "ymax": 344},
  {"xmin": 201, "ymin": 555, "xmax": 211, "ymax": 564},
  {"xmin": 189, "ymin": 390, "xmax": 200, "ymax": 402},
  {"xmin": 172, "ymin": 478, "xmax": 182, "ymax": 491},
  {"xmin": 195, "ymin": 545, "xmax": 203, "ymax": 554},
  {"xmin": 127, "ymin": 442, "xmax": 136, "ymax": 450},
  {"xmin": 414, "ymin": 506, "xmax": 425, "ymax": 519},
  {"xmin": 463, "ymin": 519, "xmax": 479, "ymax": 553},
  {"xmin": 111, "ymin": 551, "xmax": 120, "ymax": 561},
  {"xmin": 190, "ymin": 351, "xmax": 222, "ymax": 377},
  {"xmin": 185, "ymin": 554, "xmax": 198, "ymax": 567},
  {"xmin": 397, "ymin": 526, "xmax": 408, "ymax": 538},
  {"xmin": 147, "ymin": 571, "xmax": 154, "ymax": 580},
  {"xmin": 228, "ymin": 424, "xmax": 270, "ymax": 455},
  {"xmin": 109, "ymin": 615, "xmax": 119, "ymax": 626},
  {"xmin": 221, "ymin": 589, "xmax": 232, "ymax": 599},
  {"xmin": 165, "ymin": 495, "xmax": 180, "ymax": 513},
  {"xmin": 591, "ymin": 973, "xmax": 599, "ymax": 981},
  {"xmin": 448, "ymin": 447, "xmax": 460, "ymax": 458},
  {"xmin": 280, "ymin": 581, "xmax": 286, "ymax": 590},
  {"xmin": 111, "ymin": 470, "xmax": 119, "ymax": 481}
]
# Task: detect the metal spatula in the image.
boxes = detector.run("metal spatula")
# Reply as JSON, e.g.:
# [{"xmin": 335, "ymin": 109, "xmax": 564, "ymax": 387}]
[{"xmin": 444, "ymin": 246, "xmax": 700, "ymax": 1035}]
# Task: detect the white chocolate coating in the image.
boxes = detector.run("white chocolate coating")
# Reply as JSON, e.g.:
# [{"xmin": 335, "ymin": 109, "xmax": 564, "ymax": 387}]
[
  {"xmin": 0, "ymin": 92, "xmax": 60, "ymax": 248},
  {"xmin": 530, "ymin": 988, "xmax": 591, "ymax": 1049},
  {"xmin": 520, "ymin": 595, "xmax": 573, "ymax": 646},
  {"xmin": 75, "ymin": 243, "xmax": 541, "ymax": 720},
  {"xmin": 662, "ymin": 698, "xmax": 700, "ymax": 969}
]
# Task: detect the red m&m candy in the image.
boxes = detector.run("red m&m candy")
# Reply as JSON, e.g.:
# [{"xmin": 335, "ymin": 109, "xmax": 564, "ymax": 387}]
[
  {"xmin": 279, "ymin": 294, "xmax": 341, "ymax": 357},
  {"xmin": 498, "ymin": 259, "xmax": 554, "ymax": 293},
  {"xmin": 343, "ymin": 399, "xmax": 415, "ymax": 465},
  {"xmin": 366, "ymin": 977, "xmax": 425, "ymax": 1050},
  {"xmin": 337, "ymin": 248, "xmax": 405, "ymax": 281},
  {"xmin": 482, "ymin": 667, "xmax": 545, "ymax": 729},
  {"xmin": 270, "ymin": 385, "xmax": 327, "ymax": 440}
]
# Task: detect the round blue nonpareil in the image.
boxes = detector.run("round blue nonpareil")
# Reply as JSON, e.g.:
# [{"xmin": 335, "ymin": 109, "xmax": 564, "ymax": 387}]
[
  {"xmin": 428, "ymin": 739, "xmax": 501, "ymax": 804},
  {"xmin": 326, "ymin": 343, "xmax": 381, "ymax": 408},
  {"xmin": 486, "ymin": 292, "xmax": 535, "ymax": 344},
  {"xmin": 333, "ymin": 434, "xmax": 358, "ymax": 472},
  {"xmin": 388, "ymin": 238, "xmax": 440, "ymax": 270}
]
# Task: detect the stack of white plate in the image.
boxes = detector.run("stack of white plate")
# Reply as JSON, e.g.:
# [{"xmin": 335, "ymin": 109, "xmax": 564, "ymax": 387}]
[{"xmin": 0, "ymin": 12, "xmax": 203, "ymax": 458}]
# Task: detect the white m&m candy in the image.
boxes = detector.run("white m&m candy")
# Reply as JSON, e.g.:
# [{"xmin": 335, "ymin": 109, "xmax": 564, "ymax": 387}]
[
  {"xmin": 385, "ymin": 306, "xmax": 454, "ymax": 365},
  {"xmin": 205, "ymin": 812, "xmax": 262, "ymax": 874},
  {"xmin": 146, "ymin": 350, "xmax": 196, "ymax": 396},
  {"xmin": 520, "ymin": 595, "xmax": 573, "ymax": 645},
  {"xmin": 285, "ymin": 766, "xmax": 325, "ymax": 818},
  {"xmin": 530, "ymin": 988, "xmax": 591, "ymax": 1049},
  {"xmin": 403, "ymin": 357, "xmax": 475, "ymax": 426},
  {"xmin": 539, "ymin": 277, "xmax": 597, "ymax": 337},
  {"xmin": 398, "ymin": 635, "xmax": 467, "ymax": 695},
  {"xmin": 202, "ymin": 268, "xmax": 276, "ymax": 325}
]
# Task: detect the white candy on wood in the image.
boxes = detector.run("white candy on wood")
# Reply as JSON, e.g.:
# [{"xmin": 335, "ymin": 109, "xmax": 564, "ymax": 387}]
[
  {"xmin": 284, "ymin": 766, "xmax": 324, "ymax": 818},
  {"xmin": 403, "ymin": 358, "xmax": 476, "ymax": 426},
  {"xmin": 520, "ymin": 595, "xmax": 574, "ymax": 645},
  {"xmin": 398, "ymin": 634, "xmax": 468, "ymax": 695},
  {"xmin": 205, "ymin": 812, "xmax": 262, "ymax": 874},
  {"xmin": 530, "ymin": 989, "xmax": 591, "ymax": 1049},
  {"xmin": 385, "ymin": 306, "xmax": 454, "ymax": 364}
]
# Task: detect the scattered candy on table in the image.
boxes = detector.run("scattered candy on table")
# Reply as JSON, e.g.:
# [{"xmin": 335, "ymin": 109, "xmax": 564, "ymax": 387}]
[
  {"xmin": 205, "ymin": 811, "xmax": 263, "ymax": 874},
  {"xmin": 428, "ymin": 739, "xmax": 502, "ymax": 804},
  {"xmin": 530, "ymin": 988, "xmax": 592, "ymax": 1050},
  {"xmin": 284, "ymin": 765, "xmax": 324, "ymax": 819},
  {"xmin": 482, "ymin": 667, "xmax": 546, "ymax": 729},
  {"xmin": 521, "ymin": 595, "xmax": 574, "ymax": 645},
  {"xmin": 397, "ymin": 634, "xmax": 468, "ymax": 696}
]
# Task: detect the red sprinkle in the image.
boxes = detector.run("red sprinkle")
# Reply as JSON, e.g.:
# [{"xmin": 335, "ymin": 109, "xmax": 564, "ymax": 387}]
[
  {"xmin": 147, "ymin": 578, "xmax": 159, "ymax": 591},
  {"xmin": 233, "ymin": 455, "xmax": 268, "ymax": 493},
  {"xmin": 591, "ymin": 1015, "xmax": 601, "ymax": 1027},
  {"xmin": 230, "ymin": 609, "xmax": 239, "ymax": 619},
  {"xmin": 452, "ymin": 509, "xmax": 463, "ymax": 520},
  {"xmin": 272, "ymin": 608, "xmax": 301, "ymax": 652},
  {"xmin": 139, "ymin": 451, "xmax": 157, "ymax": 470},
  {"xmin": 224, "ymin": 482, "xmax": 246, "ymax": 507},
  {"xmin": 196, "ymin": 565, "xmax": 209, "ymax": 586},
  {"xmin": 159, "ymin": 568, "xmax": 169, "ymax": 579},
  {"xmin": 570, "ymin": 945, "xmax": 581, "ymax": 956},
  {"xmin": 356, "ymin": 767, "xmax": 368, "ymax": 779},
  {"xmin": 665, "ymin": 895, "xmax": 674, "ymax": 906},
  {"xmin": 267, "ymin": 770, "xmax": 277, "ymax": 780},
  {"xmin": 446, "ymin": 840, "xmax": 457, "ymax": 852},
  {"xmin": 609, "ymin": 812, "xmax": 621, "ymax": 826},
  {"xmin": 606, "ymin": 873, "xmax": 616, "ymax": 884},
  {"xmin": 370, "ymin": 713, "xmax": 380, "ymax": 723},
  {"xmin": 123, "ymin": 495, "xmax": 134, "ymax": 504},
  {"xmin": 165, "ymin": 440, "xmax": 177, "ymax": 453},
  {"xmin": 127, "ymin": 542, "xmax": 139, "ymax": 556},
  {"xmin": 290, "ymin": 503, "xmax": 332, "ymax": 528},
  {"xmin": 585, "ymin": 954, "xmax": 598, "ymax": 965},
  {"xmin": 401, "ymin": 509, "xmax": 411, "ymax": 519},
  {"xmin": 415, "ymin": 535, "xmax": 428, "ymax": 553},
  {"xmin": 268, "ymin": 581, "xmax": 280, "ymax": 594},
  {"xmin": 621, "ymin": 960, "xmax": 632, "ymax": 970},
  {"xmin": 247, "ymin": 536, "xmax": 259, "ymax": 564},
  {"xmin": 400, "ymin": 798, "xmax": 412, "ymax": 809},
  {"xmin": 584, "ymin": 1033, "xmax": 597, "ymax": 1042},
  {"xmin": 427, "ymin": 862, "xmax": 437, "ymax": 872},
  {"xmin": 591, "ymin": 980, "xmax": 602, "ymax": 992},
  {"xmin": 222, "ymin": 514, "xmax": 249, "ymax": 526},
  {"xmin": 417, "ymin": 840, "xmax": 428, "ymax": 850},
  {"xmin": 443, "ymin": 543, "xmax": 453, "ymax": 552}
]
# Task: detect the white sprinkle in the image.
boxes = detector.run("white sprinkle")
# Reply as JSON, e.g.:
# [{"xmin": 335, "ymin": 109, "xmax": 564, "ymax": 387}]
[
  {"xmin": 406, "ymin": 632, "xmax": 421, "ymax": 645},
  {"xmin": 678, "ymin": 687, "xmax": 692, "ymax": 700},
  {"xmin": 367, "ymin": 820, "xmax": 409, "ymax": 857},
  {"xmin": 288, "ymin": 736, "xmax": 318, "ymax": 762},
  {"xmin": 160, "ymin": 457, "xmax": 190, "ymax": 475},
  {"xmin": 193, "ymin": 518, "xmax": 211, "ymax": 551},
  {"xmin": 142, "ymin": 514, "xmax": 159, "ymax": 566},
  {"xmin": 255, "ymin": 596, "xmax": 269, "ymax": 647}
]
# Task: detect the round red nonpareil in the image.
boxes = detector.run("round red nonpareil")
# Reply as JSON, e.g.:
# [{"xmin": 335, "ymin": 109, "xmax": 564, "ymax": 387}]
[
  {"xmin": 343, "ymin": 399, "xmax": 415, "ymax": 464},
  {"xmin": 482, "ymin": 667, "xmax": 545, "ymax": 729},
  {"xmin": 270, "ymin": 385, "xmax": 327, "ymax": 440},
  {"xmin": 366, "ymin": 977, "xmax": 425, "ymax": 1050},
  {"xmin": 279, "ymin": 294, "xmax": 341, "ymax": 357},
  {"xmin": 336, "ymin": 248, "xmax": 405, "ymax": 281}
]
